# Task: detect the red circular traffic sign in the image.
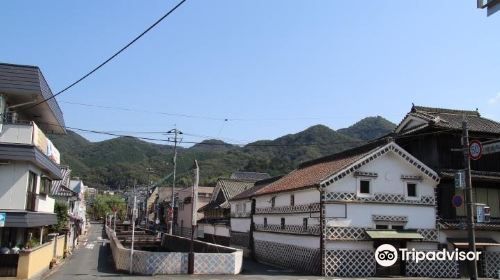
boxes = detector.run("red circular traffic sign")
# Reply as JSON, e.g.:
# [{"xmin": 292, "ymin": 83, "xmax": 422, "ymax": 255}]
[{"xmin": 469, "ymin": 140, "xmax": 482, "ymax": 160}]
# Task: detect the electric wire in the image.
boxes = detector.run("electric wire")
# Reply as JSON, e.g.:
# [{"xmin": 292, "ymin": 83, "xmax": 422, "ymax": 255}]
[{"xmin": 21, "ymin": 0, "xmax": 188, "ymax": 111}]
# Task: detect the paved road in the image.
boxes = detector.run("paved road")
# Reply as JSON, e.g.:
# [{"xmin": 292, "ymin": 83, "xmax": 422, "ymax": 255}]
[
  {"xmin": 46, "ymin": 224, "xmax": 453, "ymax": 280},
  {"xmin": 45, "ymin": 223, "xmax": 317, "ymax": 280}
]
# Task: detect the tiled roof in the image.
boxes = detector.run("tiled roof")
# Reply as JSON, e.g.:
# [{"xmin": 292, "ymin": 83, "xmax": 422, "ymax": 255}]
[
  {"xmin": 254, "ymin": 141, "xmax": 387, "ymax": 196},
  {"xmin": 230, "ymin": 176, "xmax": 283, "ymax": 201},
  {"xmin": 51, "ymin": 167, "xmax": 76, "ymax": 197},
  {"xmin": 401, "ymin": 105, "xmax": 500, "ymax": 134},
  {"xmin": 230, "ymin": 171, "xmax": 271, "ymax": 181},
  {"xmin": 218, "ymin": 179, "xmax": 258, "ymax": 200}
]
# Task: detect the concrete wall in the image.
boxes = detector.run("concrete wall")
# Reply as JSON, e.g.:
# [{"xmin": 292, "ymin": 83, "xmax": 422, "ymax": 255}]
[
  {"xmin": 17, "ymin": 241, "xmax": 54, "ymax": 279},
  {"xmin": 0, "ymin": 124, "xmax": 33, "ymax": 145},
  {"xmin": 106, "ymin": 226, "xmax": 243, "ymax": 275}
]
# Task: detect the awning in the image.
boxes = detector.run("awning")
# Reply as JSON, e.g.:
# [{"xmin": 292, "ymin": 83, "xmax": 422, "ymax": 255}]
[
  {"xmin": 365, "ymin": 230, "xmax": 424, "ymax": 240},
  {"xmin": 448, "ymin": 238, "xmax": 500, "ymax": 248}
]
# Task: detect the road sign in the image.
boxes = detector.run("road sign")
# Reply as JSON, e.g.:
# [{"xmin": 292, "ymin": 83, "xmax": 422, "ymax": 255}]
[
  {"xmin": 454, "ymin": 171, "xmax": 465, "ymax": 189},
  {"xmin": 452, "ymin": 195, "xmax": 464, "ymax": 208},
  {"xmin": 483, "ymin": 141, "xmax": 500, "ymax": 155},
  {"xmin": 0, "ymin": 213, "xmax": 5, "ymax": 227},
  {"xmin": 477, "ymin": 204, "xmax": 486, "ymax": 223},
  {"xmin": 469, "ymin": 140, "xmax": 482, "ymax": 160}
]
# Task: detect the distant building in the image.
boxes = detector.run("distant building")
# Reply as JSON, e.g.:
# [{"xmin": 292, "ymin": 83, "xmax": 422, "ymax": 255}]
[
  {"xmin": 198, "ymin": 174, "xmax": 266, "ymax": 246},
  {"xmin": 175, "ymin": 186, "xmax": 214, "ymax": 237},
  {"xmin": 69, "ymin": 180, "xmax": 88, "ymax": 235}
]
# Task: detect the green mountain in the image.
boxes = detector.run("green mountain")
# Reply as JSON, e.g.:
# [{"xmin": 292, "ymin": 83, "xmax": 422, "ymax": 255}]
[{"xmin": 49, "ymin": 116, "xmax": 396, "ymax": 188}]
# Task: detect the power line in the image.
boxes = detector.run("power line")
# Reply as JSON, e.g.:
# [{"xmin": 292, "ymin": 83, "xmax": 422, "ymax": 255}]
[
  {"xmin": 59, "ymin": 100, "xmax": 405, "ymax": 123},
  {"xmin": 22, "ymin": 0, "xmax": 188, "ymax": 111},
  {"xmin": 60, "ymin": 101, "xmax": 226, "ymax": 121}
]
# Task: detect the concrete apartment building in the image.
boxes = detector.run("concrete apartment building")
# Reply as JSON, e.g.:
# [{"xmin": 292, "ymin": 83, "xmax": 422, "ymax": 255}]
[
  {"xmin": 175, "ymin": 185, "xmax": 213, "ymax": 238},
  {"xmin": 0, "ymin": 62, "xmax": 66, "ymax": 278}
]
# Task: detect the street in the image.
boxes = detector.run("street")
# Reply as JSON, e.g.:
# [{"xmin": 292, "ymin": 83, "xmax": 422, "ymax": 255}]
[{"xmin": 45, "ymin": 223, "xmax": 323, "ymax": 280}]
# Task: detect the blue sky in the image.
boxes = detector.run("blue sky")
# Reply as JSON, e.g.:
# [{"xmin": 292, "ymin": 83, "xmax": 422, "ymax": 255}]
[{"xmin": 1, "ymin": 1, "xmax": 499, "ymax": 146}]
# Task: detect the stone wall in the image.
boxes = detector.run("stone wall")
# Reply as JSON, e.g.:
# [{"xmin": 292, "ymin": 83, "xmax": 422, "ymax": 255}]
[{"xmin": 254, "ymin": 239, "xmax": 320, "ymax": 275}]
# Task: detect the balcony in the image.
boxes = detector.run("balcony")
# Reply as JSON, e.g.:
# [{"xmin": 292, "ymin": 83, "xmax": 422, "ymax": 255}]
[{"xmin": 0, "ymin": 121, "xmax": 60, "ymax": 164}]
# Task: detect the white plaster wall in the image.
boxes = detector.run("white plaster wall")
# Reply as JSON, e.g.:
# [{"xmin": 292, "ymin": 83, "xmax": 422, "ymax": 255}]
[
  {"xmin": 254, "ymin": 214, "xmax": 320, "ymax": 226},
  {"xmin": 325, "ymin": 204, "xmax": 435, "ymax": 229},
  {"xmin": 254, "ymin": 231, "xmax": 320, "ymax": 249},
  {"xmin": 325, "ymin": 152, "xmax": 436, "ymax": 196},
  {"xmin": 231, "ymin": 218, "xmax": 250, "ymax": 233},
  {"xmin": 214, "ymin": 224, "xmax": 230, "ymax": 237},
  {"xmin": 35, "ymin": 195, "xmax": 55, "ymax": 213},
  {"xmin": 255, "ymin": 188, "xmax": 319, "ymax": 208},
  {"xmin": 324, "ymin": 151, "xmax": 437, "ymax": 230}
]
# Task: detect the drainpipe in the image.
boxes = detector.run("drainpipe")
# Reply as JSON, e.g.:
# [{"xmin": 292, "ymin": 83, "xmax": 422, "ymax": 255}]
[
  {"xmin": 250, "ymin": 198, "xmax": 256, "ymax": 260},
  {"xmin": 317, "ymin": 185, "xmax": 325, "ymax": 277}
]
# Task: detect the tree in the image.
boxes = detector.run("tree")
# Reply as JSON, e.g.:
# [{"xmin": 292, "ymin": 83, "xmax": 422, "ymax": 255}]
[
  {"xmin": 50, "ymin": 201, "xmax": 69, "ymax": 233},
  {"xmin": 87, "ymin": 194, "xmax": 126, "ymax": 221}
]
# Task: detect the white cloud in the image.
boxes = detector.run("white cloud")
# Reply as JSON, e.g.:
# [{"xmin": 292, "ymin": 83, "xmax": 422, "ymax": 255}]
[{"xmin": 489, "ymin": 93, "xmax": 500, "ymax": 105}]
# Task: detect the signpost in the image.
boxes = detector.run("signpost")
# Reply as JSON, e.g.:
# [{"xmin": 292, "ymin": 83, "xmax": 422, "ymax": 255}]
[
  {"xmin": 455, "ymin": 171, "xmax": 466, "ymax": 189},
  {"xmin": 0, "ymin": 213, "xmax": 5, "ymax": 227}
]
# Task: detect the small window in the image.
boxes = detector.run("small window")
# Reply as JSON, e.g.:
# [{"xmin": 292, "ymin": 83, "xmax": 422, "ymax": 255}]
[
  {"xmin": 376, "ymin": 224, "xmax": 389, "ymax": 229},
  {"xmin": 392, "ymin": 225, "xmax": 404, "ymax": 230},
  {"xmin": 303, "ymin": 218, "xmax": 308, "ymax": 230},
  {"xmin": 290, "ymin": 194, "xmax": 295, "ymax": 207},
  {"xmin": 360, "ymin": 180, "xmax": 370, "ymax": 194},
  {"xmin": 271, "ymin": 197, "xmax": 276, "ymax": 208},
  {"xmin": 264, "ymin": 218, "xmax": 268, "ymax": 228},
  {"xmin": 40, "ymin": 177, "xmax": 51, "ymax": 195},
  {"xmin": 243, "ymin": 203, "xmax": 246, "ymax": 213},
  {"xmin": 280, "ymin": 218, "xmax": 285, "ymax": 230},
  {"xmin": 407, "ymin": 183, "xmax": 417, "ymax": 197}
]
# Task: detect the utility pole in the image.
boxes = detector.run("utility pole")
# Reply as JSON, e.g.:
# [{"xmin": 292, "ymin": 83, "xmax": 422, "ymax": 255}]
[
  {"xmin": 129, "ymin": 185, "xmax": 137, "ymax": 274},
  {"xmin": 167, "ymin": 128, "xmax": 182, "ymax": 235},
  {"xmin": 462, "ymin": 120, "xmax": 478, "ymax": 280},
  {"xmin": 188, "ymin": 160, "xmax": 199, "ymax": 274}
]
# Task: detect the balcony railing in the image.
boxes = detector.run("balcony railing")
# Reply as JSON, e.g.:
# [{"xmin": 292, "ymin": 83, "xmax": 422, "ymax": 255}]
[{"xmin": 0, "ymin": 114, "xmax": 60, "ymax": 164}]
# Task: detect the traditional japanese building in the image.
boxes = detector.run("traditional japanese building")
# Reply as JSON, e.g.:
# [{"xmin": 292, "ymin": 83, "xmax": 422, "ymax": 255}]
[
  {"xmin": 394, "ymin": 105, "xmax": 500, "ymax": 278},
  {"xmin": 198, "ymin": 173, "xmax": 269, "ymax": 246},
  {"xmin": 237, "ymin": 140, "xmax": 450, "ymax": 277}
]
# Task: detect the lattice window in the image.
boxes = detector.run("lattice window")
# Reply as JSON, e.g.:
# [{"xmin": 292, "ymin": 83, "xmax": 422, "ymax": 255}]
[{"xmin": 324, "ymin": 250, "xmax": 375, "ymax": 277}]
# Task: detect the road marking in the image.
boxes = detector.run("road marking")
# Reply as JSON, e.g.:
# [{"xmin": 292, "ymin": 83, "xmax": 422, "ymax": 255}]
[{"xmin": 85, "ymin": 244, "xmax": 95, "ymax": 249}]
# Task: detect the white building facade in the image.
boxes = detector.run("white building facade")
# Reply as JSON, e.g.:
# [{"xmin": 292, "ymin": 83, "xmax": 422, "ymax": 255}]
[{"xmin": 239, "ymin": 140, "xmax": 462, "ymax": 277}]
